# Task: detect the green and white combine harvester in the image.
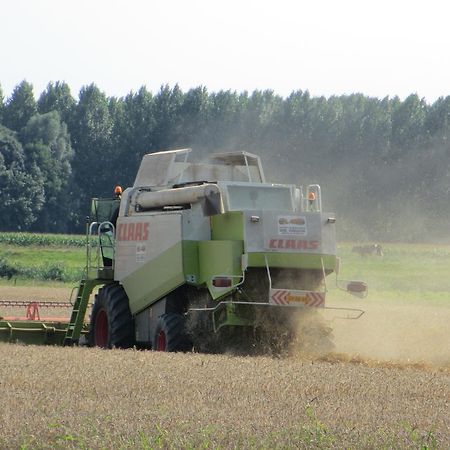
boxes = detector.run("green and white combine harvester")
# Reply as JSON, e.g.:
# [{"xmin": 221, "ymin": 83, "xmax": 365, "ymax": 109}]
[{"xmin": 0, "ymin": 149, "xmax": 367, "ymax": 352}]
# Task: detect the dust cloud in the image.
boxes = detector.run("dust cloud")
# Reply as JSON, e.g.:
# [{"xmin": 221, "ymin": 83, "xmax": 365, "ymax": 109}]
[{"xmin": 319, "ymin": 299, "xmax": 450, "ymax": 368}]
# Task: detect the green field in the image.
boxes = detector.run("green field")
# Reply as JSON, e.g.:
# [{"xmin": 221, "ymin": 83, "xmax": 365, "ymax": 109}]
[
  {"xmin": 332, "ymin": 242, "xmax": 450, "ymax": 306},
  {"xmin": 1, "ymin": 233, "xmax": 450, "ymax": 303},
  {"xmin": 0, "ymin": 232, "xmax": 86, "ymax": 284}
]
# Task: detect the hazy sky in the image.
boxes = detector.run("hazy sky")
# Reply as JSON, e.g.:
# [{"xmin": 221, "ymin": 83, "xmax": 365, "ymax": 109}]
[{"xmin": 1, "ymin": 0, "xmax": 449, "ymax": 102}]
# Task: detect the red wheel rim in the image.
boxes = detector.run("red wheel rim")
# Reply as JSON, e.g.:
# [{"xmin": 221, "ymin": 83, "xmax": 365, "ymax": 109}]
[
  {"xmin": 156, "ymin": 330, "xmax": 167, "ymax": 351},
  {"xmin": 95, "ymin": 309, "xmax": 109, "ymax": 348}
]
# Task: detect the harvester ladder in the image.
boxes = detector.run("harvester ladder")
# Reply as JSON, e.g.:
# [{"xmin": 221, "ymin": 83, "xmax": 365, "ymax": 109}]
[{"xmin": 63, "ymin": 279, "xmax": 101, "ymax": 346}]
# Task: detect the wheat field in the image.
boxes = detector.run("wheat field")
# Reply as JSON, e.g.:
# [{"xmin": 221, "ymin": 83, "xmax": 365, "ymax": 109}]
[
  {"xmin": 0, "ymin": 345, "xmax": 449, "ymax": 449},
  {"xmin": 0, "ymin": 339, "xmax": 449, "ymax": 448}
]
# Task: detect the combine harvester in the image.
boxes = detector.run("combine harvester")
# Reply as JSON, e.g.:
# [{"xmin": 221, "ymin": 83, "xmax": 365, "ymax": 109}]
[{"xmin": 0, "ymin": 149, "xmax": 366, "ymax": 353}]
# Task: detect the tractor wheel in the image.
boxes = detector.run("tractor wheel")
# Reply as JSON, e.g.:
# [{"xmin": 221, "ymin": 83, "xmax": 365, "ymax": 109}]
[
  {"xmin": 89, "ymin": 283, "xmax": 134, "ymax": 349},
  {"xmin": 152, "ymin": 313, "xmax": 191, "ymax": 352}
]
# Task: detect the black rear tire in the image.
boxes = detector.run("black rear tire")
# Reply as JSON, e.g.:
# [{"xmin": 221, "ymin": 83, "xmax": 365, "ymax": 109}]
[
  {"xmin": 89, "ymin": 283, "xmax": 134, "ymax": 349},
  {"xmin": 152, "ymin": 313, "xmax": 191, "ymax": 352}
]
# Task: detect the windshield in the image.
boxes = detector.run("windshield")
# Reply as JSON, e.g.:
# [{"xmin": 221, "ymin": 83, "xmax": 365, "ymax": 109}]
[{"xmin": 226, "ymin": 184, "xmax": 294, "ymax": 211}]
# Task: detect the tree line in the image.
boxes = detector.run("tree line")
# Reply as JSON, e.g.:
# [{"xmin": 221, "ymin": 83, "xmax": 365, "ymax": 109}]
[{"xmin": 1, "ymin": 80, "xmax": 449, "ymax": 241}]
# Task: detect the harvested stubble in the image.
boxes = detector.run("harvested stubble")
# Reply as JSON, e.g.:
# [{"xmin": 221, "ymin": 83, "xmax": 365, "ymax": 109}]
[{"xmin": 0, "ymin": 344, "xmax": 448, "ymax": 449}]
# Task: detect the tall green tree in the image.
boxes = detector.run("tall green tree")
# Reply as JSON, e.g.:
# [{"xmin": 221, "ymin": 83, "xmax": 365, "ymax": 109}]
[
  {"xmin": 3, "ymin": 81, "xmax": 37, "ymax": 131},
  {"xmin": 70, "ymin": 84, "xmax": 113, "ymax": 229},
  {"xmin": 153, "ymin": 84, "xmax": 184, "ymax": 151},
  {"xmin": 391, "ymin": 94, "xmax": 428, "ymax": 154},
  {"xmin": 207, "ymin": 90, "xmax": 241, "ymax": 150},
  {"xmin": 425, "ymin": 96, "xmax": 450, "ymax": 142},
  {"xmin": 20, "ymin": 111, "xmax": 74, "ymax": 232},
  {"xmin": 0, "ymin": 125, "xmax": 44, "ymax": 230},
  {"xmin": 110, "ymin": 87, "xmax": 157, "ymax": 185},
  {"xmin": 37, "ymin": 81, "xmax": 76, "ymax": 126},
  {"xmin": 279, "ymin": 90, "xmax": 312, "ymax": 156},
  {"xmin": 178, "ymin": 86, "xmax": 211, "ymax": 151}
]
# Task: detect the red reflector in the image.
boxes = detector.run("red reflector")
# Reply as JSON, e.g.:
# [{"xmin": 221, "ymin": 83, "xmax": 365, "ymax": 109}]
[{"xmin": 212, "ymin": 277, "xmax": 232, "ymax": 288}]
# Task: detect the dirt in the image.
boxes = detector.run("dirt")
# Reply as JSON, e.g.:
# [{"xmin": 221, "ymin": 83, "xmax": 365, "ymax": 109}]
[{"xmin": 324, "ymin": 298, "xmax": 450, "ymax": 369}]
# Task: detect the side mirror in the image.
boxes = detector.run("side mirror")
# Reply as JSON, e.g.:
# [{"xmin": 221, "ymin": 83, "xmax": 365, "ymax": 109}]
[{"xmin": 346, "ymin": 281, "xmax": 368, "ymax": 298}]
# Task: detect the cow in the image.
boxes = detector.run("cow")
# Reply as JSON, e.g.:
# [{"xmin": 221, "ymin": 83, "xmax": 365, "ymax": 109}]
[{"xmin": 352, "ymin": 244, "xmax": 383, "ymax": 257}]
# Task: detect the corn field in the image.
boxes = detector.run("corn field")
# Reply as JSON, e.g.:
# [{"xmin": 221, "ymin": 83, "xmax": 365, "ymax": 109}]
[{"xmin": 0, "ymin": 232, "xmax": 85, "ymax": 247}]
